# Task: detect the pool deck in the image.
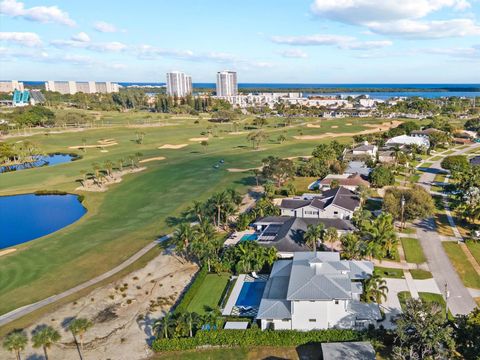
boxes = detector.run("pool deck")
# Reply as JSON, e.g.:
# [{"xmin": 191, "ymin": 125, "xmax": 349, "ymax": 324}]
[
  {"xmin": 223, "ymin": 230, "xmax": 255, "ymax": 247},
  {"xmin": 222, "ymin": 274, "xmax": 246, "ymax": 315}
]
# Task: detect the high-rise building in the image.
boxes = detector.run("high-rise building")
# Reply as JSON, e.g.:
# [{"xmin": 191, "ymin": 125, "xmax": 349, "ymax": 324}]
[
  {"xmin": 216, "ymin": 70, "xmax": 237, "ymax": 97},
  {"xmin": 166, "ymin": 71, "xmax": 192, "ymax": 97},
  {"xmin": 44, "ymin": 81, "xmax": 119, "ymax": 95},
  {"xmin": 0, "ymin": 80, "xmax": 24, "ymax": 93}
]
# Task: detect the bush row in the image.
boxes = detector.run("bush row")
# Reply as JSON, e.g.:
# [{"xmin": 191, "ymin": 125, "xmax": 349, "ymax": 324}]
[
  {"xmin": 152, "ymin": 328, "xmax": 365, "ymax": 352},
  {"xmin": 173, "ymin": 267, "xmax": 208, "ymax": 314}
]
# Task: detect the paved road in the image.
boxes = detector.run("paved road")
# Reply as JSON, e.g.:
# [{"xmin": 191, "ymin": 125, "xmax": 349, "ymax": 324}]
[
  {"xmin": 415, "ymin": 144, "xmax": 479, "ymax": 315},
  {"xmin": 0, "ymin": 235, "xmax": 170, "ymax": 327}
]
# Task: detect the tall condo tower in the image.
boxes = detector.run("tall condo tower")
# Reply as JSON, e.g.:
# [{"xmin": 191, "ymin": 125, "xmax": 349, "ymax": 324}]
[
  {"xmin": 166, "ymin": 71, "xmax": 192, "ymax": 97},
  {"xmin": 216, "ymin": 70, "xmax": 237, "ymax": 96}
]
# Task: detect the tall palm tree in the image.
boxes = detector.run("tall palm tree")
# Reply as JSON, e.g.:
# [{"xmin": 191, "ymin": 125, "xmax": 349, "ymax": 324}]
[
  {"xmin": 264, "ymin": 247, "xmax": 277, "ymax": 267},
  {"xmin": 103, "ymin": 160, "xmax": 114, "ymax": 178},
  {"xmin": 190, "ymin": 200, "xmax": 205, "ymax": 222},
  {"xmin": 361, "ymin": 273, "xmax": 388, "ymax": 304},
  {"xmin": 31, "ymin": 325, "xmax": 61, "ymax": 360},
  {"xmin": 364, "ymin": 213, "xmax": 398, "ymax": 259},
  {"xmin": 173, "ymin": 223, "xmax": 195, "ymax": 256},
  {"xmin": 210, "ymin": 192, "xmax": 228, "ymax": 228},
  {"xmin": 2, "ymin": 330, "xmax": 28, "ymax": 360},
  {"xmin": 68, "ymin": 318, "xmax": 93, "ymax": 360},
  {"xmin": 153, "ymin": 313, "xmax": 174, "ymax": 339},
  {"xmin": 304, "ymin": 224, "xmax": 324, "ymax": 252},
  {"xmin": 340, "ymin": 233, "xmax": 363, "ymax": 260},
  {"xmin": 323, "ymin": 227, "xmax": 339, "ymax": 252}
]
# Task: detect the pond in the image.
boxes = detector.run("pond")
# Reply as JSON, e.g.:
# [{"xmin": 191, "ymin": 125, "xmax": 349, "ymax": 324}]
[
  {"xmin": 0, "ymin": 153, "xmax": 77, "ymax": 173},
  {"xmin": 0, "ymin": 193, "xmax": 87, "ymax": 249}
]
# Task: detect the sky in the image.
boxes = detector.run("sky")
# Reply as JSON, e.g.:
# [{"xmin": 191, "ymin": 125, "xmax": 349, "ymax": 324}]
[{"xmin": 0, "ymin": 0, "xmax": 479, "ymax": 83}]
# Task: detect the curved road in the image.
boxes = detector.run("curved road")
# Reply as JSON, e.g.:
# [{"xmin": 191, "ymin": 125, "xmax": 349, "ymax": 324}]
[
  {"xmin": 0, "ymin": 235, "xmax": 169, "ymax": 327},
  {"xmin": 415, "ymin": 144, "xmax": 478, "ymax": 315}
]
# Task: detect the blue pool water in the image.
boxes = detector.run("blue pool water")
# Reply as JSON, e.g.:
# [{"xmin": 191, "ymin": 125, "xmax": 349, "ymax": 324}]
[
  {"xmin": 240, "ymin": 233, "xmax": 258, "ymax": 241},
  {"xmin": 236, "ymin": 281, "xmax": 267, "ymax": 307},
  {"xmin": 1, "ymin": 154, "xmax": 76, "ymax": 173},
  {"xmin": 0, "ymin": 194, "xmax": 87, "ymax": 249}
]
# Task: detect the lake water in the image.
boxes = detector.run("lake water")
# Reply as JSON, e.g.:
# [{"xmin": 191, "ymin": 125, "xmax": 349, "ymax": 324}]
[
  {"xmin": 0, "ymin": 194, "xmax": 86, "ymax": 249},
  {"xmin": 0, "ymin": 153, "xmax": 76, "ymax": 173}
]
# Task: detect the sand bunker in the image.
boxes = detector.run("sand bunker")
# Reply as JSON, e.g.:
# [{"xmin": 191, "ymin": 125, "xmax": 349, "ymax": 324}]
[
  {"xmin": 294, "ymin": 121, "xmax": 402, "ymax": 140},
  {"xmin": 139, "ymin": 156, "xmax": 166, "ymax": 163},
  {"xmin": 158, "ymin": 144, "xmax": 188, "ymax": 149},
  {"xmin": 189, "ymin": 137, "xmax": 209, "ymax": 142},
  {"xmin": 69, "ymin": 139, "xmax": 118, "ymax": 149},
  {"xmin": 306, "ymin": 124, "xmax": 321, "ymax": 128},
  {"xmin": 346, "ymin": 123, "xmax": 353, "ymax": 126},
  {"xmin": 76, "ymin": 167, "xmax": 146, "ymax": 192},
  {"xmin": 227, "ymin": 167, "xmax": 262, "ymax": 173},
  {"xmin": 331, "ymin": 125, "xmax": 338, "ymax": 128},
  {"xmin": 229, "ymin": 131, "xmax": 248, "ymax": 135},
  {"xmin": 284, "ymin": 155, "xmax": 313, "ymax": 160},
  {"xmin": 0, "ymin": 248, "xmax": 16, "ymax": 257}
]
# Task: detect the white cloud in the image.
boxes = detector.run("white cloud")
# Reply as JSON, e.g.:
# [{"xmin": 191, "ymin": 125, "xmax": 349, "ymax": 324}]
[
  {"xmin": 94, "ymin": 21, "xmax": 120, "ymax": 33},
  {"xmin": 0, "ymin": 31, "xmax": 41, "ymax": 47},
  {"xmin": 368, "ymin": 19, "xmax": 480, "ymax": 38},
  {"xmin": 50, "ymin": 39, "xmax": 127, "ymax": 52},
  {"xmin": 271, "ymin": 34, "xmax": 392, "ymax": 50},
  {"xmin": 310, "ymin": 0, "xmax": 471, "ymax": 24},
  {"xmin": 309, "ymin": 0, "xmax": 478, "ymax": 39},
  {"xmin": 0, "ymin": 0, "xmax": 75, "ymax": 26},
  {"xmin": 279, "ymin": 49, "xmax": 308, "ymax": 58},
  {"xmin": 71, "ymin": 32, "xmax": 90, "ymax": 43}
]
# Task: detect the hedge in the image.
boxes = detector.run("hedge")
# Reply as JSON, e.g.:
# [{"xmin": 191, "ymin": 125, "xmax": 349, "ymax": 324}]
[
  {"xmin": 152, "ymin": 329, "xmax": 365, "ymax": 352},
  {"xmin": 173, "ymin": 267, "xmax": 208, "ymax": 314}
]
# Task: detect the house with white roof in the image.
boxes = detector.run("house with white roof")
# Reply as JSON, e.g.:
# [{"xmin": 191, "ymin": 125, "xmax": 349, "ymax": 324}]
[
  {"xmin": 256, "ymin": 252, "xmax": 381, "ymax": 330},
  {"xmin": 385, "ymin": 135, "xmax": 430, "ymax": 149},
  {"xmin": 352, "ymin": 142, "xmax": 378, "ymax": 158}
]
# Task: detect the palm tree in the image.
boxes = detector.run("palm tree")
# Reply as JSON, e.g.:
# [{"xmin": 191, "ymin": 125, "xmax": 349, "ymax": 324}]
[
  {"xmin": 200, "ymin": 140, "xmax": 209, "ymax": 152},
  {"xmin": 68, "ymin": 318, "xmax": 93, "ymax": 359},
  {"xmin": 361, "ymin": 273, "xmax": 388, "ymax": 304},
  {"xmin": 104, "ymin": 160, "xmax": 114, "ymax": 178},
  {"xmin": 264, "ymin": 247, "xmax": 277, "ymax": 267},
  {"xmin": 304, "ymin": 224, "xmax": 324, "ymax": 252},
  {"xmin": 79, "ymin": 169, "xmax": 88, "ymax": 187},
  {"xmin": 153, "ymin": 313, "xmax": 175, "ymax": 339},
  {"xmin": 173, "ymin": 223, "xmax": 195, "ymax": 256},
  {"xmin": 323, "ymin": 227, "xmax": 339, "ymax": 252},
  {"xmin": 357, "ymin": 185, "xmax": 371, "ymax": 207},
  {"xmin": 3, "ymin": 330, "xmax": 28, "ymax": 360},
  {"xmin": 190, "ymin": 200, "xmax": 205, "ymax": 222},
  {"xmin": 340, "ymin": 233, "xmax": 363, "ymax": 260},
  {"xmin": 363, "ymin": 213, "xmax": 398, "ymax": 259},
  {"xmin": 211, "ymin": 192, "xmax": 228, "ymax": 228},
  {"xmin": 32, "ymin": 325, "xmax": 61, "ymax": 360},
  {"xmin": 81, "ymin": 137, "xmax": 87, "ymax": 152},
  {"xmin": 251, "ymin": 168, "xmax": 261, "ymax": 186}
]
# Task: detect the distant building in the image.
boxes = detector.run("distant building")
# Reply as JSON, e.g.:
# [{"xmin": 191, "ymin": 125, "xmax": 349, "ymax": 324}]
[
  {"xmin": 12, "ymin": 90, "xmax": 30, "ymax": 106},
  {"xmin": 166, "ymin": 71, "xmax": 192, "ymax": 97},
  {"xmin": 319, "ymin": 173, "xmax": 370, "ymax": 191},
  {"xmin": 216, "ymin": 70, "xmax": 237, "ymax": 96},
  {"xmin": 30, "ymin": 90, "xmax": 46, "ymax": 105},
  {"xmin": 0, "ymin": 80, "xmax": 24, "ymax": 93},
  {"xmin": 385, "ymin": 135, "xmax": 430, "ymax": 149},
  {"xmin": 44, "ymin": 81, "xmax": 119, "ymax": 95},
  {"xmin": 352, "ymin": 141, "xmax": 378, "ymax": 158}
]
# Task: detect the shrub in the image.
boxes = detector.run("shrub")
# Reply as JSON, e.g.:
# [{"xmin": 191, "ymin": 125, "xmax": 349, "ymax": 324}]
[
  {"xmin": 370, "ymin": 166, "xmax": 395, "ymax": 188},
  {"xmin": 174, "ymin": 267, "xmax": 208, "ymax": 314},
  {"xmin": 152, "ymin": 329, "xmax": 366, "ymax": 352}
]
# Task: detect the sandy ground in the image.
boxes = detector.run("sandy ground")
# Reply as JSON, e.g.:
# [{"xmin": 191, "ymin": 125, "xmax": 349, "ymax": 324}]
[
  {"xmin": 283, "ymin": 155, "xmax": 313, "ymax": 160},
  {"xmin": 294, "ymin": 121, "xmax": 402, "ymax": 140},
  {"xmin": 227, "ymin": 167, "xmax": 262, "ymax": 173},
  {"xmin": 76, "ymin": 167, "xmax": 146, "ymax": 192},
  {"xmin": 69, "ymin": 139, "xmax": 118, "ymax": 149},
  {"xmin": 331, "ymin": 125, "xmax": 338, "ymax": 128},
  {"xmin": 158, "ymin": 144, "xmax": 188, "ymax": 150},
  {"xmin": 346, "ymin": 123, "xmax": 353, "ymax": 126},
  {"xmin": 306, "ymin": 123, "xmax": 321, "ymax": 128},
  {"xmin": 0, "ymin": 248, "xmax": 16, "ymax": 257},
  {"xmin": 0, "ymin": 251, "xmax": 197, "ymax": 360},
  {"xmin": 139, "ymin": 157, "xmax": 166, "ymax": 164},
  {"xmin": 189, "ymin": 137, "xmax": 209, "ymax": 142},
  {"xmin": 228, "ymin": 131, "xmax": 248, "ymax": 135}
]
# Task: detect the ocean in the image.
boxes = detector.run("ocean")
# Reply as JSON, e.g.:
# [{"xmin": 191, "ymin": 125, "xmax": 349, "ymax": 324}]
[{"xmin": 21, "ymin": 82, "xmax": 480, "ymax": 99}]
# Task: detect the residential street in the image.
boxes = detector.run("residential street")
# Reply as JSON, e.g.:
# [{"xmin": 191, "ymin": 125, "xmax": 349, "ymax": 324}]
[{"xmin": 415, "ymin": 144, "xmax": 479, "ymax": 315}]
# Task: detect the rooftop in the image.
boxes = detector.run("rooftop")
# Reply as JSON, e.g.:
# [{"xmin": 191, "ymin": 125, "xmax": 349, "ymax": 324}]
[
  {"xmin": 321, "ymin": 342, "xmax": 376, "ymax": 360},
  {"xmin": 280, "ymin": 186, "xmax": 360, "ymax": 212}
]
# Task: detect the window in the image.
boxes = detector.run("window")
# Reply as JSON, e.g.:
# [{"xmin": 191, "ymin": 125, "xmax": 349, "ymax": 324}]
[
  {"xmin": 309, "ymin": 319, "xmax": 316, "ymax": 322},
  {"xmin": 334, "ymin": 211, "xmax": 338, "ymax": 215},
  {"xmin": 335, "ymin": 300, "xmax": 339, "ymax": 305}
]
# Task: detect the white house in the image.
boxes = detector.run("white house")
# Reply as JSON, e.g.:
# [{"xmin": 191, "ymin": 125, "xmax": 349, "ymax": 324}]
[
  {"xmin": 352, "ymin": 142, "xmax": 378, "ymax": 158},
  {"xmin": 256, "ymin": 252, "xmax": 381, "ymax": 330},
  {"xmin": 280, "ymin": 187, "xmax": 360, "ymax": 220},
  {"xmin": 385, "ymin": 135, "xmax": 430, "ymax": 149}
]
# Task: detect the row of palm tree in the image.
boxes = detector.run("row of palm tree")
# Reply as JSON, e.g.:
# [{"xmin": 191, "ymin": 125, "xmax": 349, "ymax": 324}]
[
  {"xmin": 3, "ymin": 318, "xmax": 92, "ymax": 360},
  {"xmin": 153, "ymin": 309, "xmax": 221, "ymax": 340},
  {"xmin": 0, "ymin": 141, "xmax": 45, "ymax": 171},
  {"xmin": 79, "ymin": 152, "xmax": 143, "ymax": 188},
  {"xmin": 304, "ymin": 224, "xmax": 339, "ymax": 252}
]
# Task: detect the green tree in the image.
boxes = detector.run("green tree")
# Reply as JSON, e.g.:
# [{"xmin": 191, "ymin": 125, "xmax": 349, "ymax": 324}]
[
  {"xmin": 304, "ymin": 224, "xmax": 325, "ymax": 252},
  {"xmin": 393, "ymin": 299, "xmax": 455, "ymax": 360},
  {"xmin": 200, "ymin": 140, "xmax": 209, "ymax": 152},
  {"xmin": 454, "ymin": 307, "xmax": 480, "ymax": 359},
  {"xmin": 340, "ymin": 233, "xmax": 364, "ymax": 260},
  {"xmin": 2, "ymin": 330, "xmax": 28, "ymax": 360},
  {"xmin": 173, "ymin": 223, "xmax": 195, "ymax": 257},
  {"xmin": 361, "ymin": 213, "xmax": 398, "ymax": 259},
  {"xmin": 323, "ymin": 227, "xmax": 339, "ymax": 252},
  {"xmin": 441, "ymin": 155, "xmax": 469, "ymax": 173},
  {"xmin": 68, "ymin": 317, "xmax": 93, "ymax": 358},
  {"xmin": 383, "ymin": 186, "xmax": 435, "ymax": 223},
  {"xmin": 277, "ymin": 134, "xmax": 287, "ymax": 143},
  {"xmin": 262, "ymin": 156, "xmax": 295, "ymax": 187},
  {"xmin": 370, "ymin": 166, "xmax": 395, "ymax": 188},
  {"xmin": 361, "ymin": 273, "xmax": 388, "ymax": 304},
  {"xmin": 31, "ymin": 325, "xmax": 61, "ymax": 360}
]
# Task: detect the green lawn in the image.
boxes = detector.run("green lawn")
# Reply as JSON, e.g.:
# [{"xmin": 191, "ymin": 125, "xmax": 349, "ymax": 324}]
[
  {"xmin": 398, "ymin": 291, "xmax": 448, "ymax": 318},
  {"xmin": 186, "ymin": 274, "xmax": 230, "ymax": 314},
  {"xmin": 443, "ymin": 242, "xmax": 480, "ymax": 289},
  {"xmin": 374, "ymin": 266, "xmax": 404, "ymax": 279},
  {"xmin": 420, "ymin": 162, "xmax": 433, "ymax": 168},
  {"xmin": 400, "ymin": 227, "xmax": 416, "ymax": 235},
  {"xmin": 398, "ymin": 291, "xmax": 412, "ymax": 310},
  {"xmin": 429, "ymin": 156, "xmax": 443, "ymax": 161},
  {"xmin": 410, "ymin": 269, "xmax": 433, "ymax": 280},
  {"xmin": 0, "ymin": 112, "xmax": 399, "ymax": 317},
  {"xmin": 288, "ymin": 176, "xmax": 318, "ymax": 193},
  {"xmin": 466, "ymin": 240, "xmax": 480, "ymax": 265},
  {"xmin": 401, "ymin": 237, "xmax": 426, "ymax": 264}
]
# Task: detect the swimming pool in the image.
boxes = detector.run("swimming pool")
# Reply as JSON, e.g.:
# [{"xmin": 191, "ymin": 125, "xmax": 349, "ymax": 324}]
[
  {"xmin": 240, "ymin": 233, "xmax": 257, "ymax": 241},
  {"xmin": 235, "ymin": 281, "xmax": 267, "ymax": 307}
]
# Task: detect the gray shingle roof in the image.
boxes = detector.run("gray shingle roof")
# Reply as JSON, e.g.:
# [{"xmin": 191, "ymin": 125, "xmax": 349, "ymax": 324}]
[{"xmin": 279, "ymin": 186, "xmax": 360, "ymax": 212}]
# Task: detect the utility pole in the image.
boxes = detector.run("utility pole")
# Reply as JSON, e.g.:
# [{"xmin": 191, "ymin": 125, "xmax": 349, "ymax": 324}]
[
  {"xmin": 400, "ymin": 195, "xmax": 406, "ymax": 230},
  {"xmin": 444, "ymin": 282, "xmax": 450, "ymax": 321}
]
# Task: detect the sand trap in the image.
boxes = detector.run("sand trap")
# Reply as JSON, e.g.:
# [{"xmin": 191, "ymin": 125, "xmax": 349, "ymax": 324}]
[
  {"xmin": 306, "ymin": 124, "xmax": 321, "ymax": 128},
  {"xmin": 69, "ymin": 139, "xmax": 118, "ymax": 149},
  {"xmin": 0, "ymin": 248, "xmax": 16, "ymax": 257},
  {"xmin": 139, "ymin": 156, "xmax": 166, "ymax": 163},
  {"xmin": 346, "ymin": 123, "xmax": 353, "ymax": 126},
  {"xmin": 229, "ymin": 131, "xmax": 248, "ymax": 135},
  {"xmin": 227, "ymin": 167, "xmax": 262, "ymax": 173},
  {"xmin": 284, "ymin": 155, "xmax": 313, "ymax": 160},
  {"xmin": 189, "ymin": 137, "xmax": 209, "ymax": 142},
  {"xmin": 158, "ymin": 144, "xmax": 188, "ymax": 149},
  {"xmin": 331, "ymin": 125, "xmax": 338, "ymax": 128},
  {"xmin": 294, "ymin": 121, "xmax": 402, "ymax": 140},
  {"xmin": 76, "ymin": 167, "xmax": 146, "ymax": 192}
]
